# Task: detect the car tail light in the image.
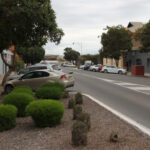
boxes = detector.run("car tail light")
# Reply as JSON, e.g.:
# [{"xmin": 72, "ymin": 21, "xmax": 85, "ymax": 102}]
[{"xmin": 60, "ymin": 75, "xmax": 67, "ymax": 79}]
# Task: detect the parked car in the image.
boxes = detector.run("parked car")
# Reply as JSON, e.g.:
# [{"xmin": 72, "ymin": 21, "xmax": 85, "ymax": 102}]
[
  {"xmin": 89, "ymin": 65, "xmax": 96, "ymax": 71},
  {"xmin": 98, "ymin": 65, "xmax": 103, "ymax": 71},
  {"xmin": 80, "ymin": 65, "xmax": 85, "ymax": 69},
  {"xmin": 62, "ymin": 62, "xmax": 76, "ymax": 67},
  {"xmin": 7, "ymin": 64, "xmax": 62, "ymax": 81},
  {"xmin": 4, "ymin": 70, "xmax": 75, "ymax": 93},
  {"xmin": 83, "ymin": 64, "xmax": 91, "ymax": 70},
  {"xmin": 101, "ymin": 66, "xmax": 127, "ymax": 74},
  {"xmin": 90, "ymin": 64, "xmax": 102, "ymax": 72}
]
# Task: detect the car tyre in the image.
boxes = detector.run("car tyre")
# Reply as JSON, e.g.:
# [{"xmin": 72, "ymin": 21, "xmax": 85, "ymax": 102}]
[
  {"xmin": 104, "ymin": 69, "xmax": 108, "ymax": 73},
  {"xmin": 5, "ymin": 85, "xmax": 14, "ymax": 94},
  {"xmin": 118, "ymin": 71, "xmax": 123, "ymax": 75}
]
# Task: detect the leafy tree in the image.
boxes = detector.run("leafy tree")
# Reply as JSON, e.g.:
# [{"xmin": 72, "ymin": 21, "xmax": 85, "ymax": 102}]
[
  {"xmin": 81, "ymin": 54, "xmax": 100, "ymax": 64},
  {"xmin": 101, "ymin": 25, "xmax": 132, "ymax": 66},
  {"xmin": 64, "ymin": 47, "xmax": 80, "ymax": 62},
  {"xmin": 14, "ymin": 56, "xmax": 24, "ymax": 72},
  {"xmin": 16, "ymin": 46, "xmax": 45, "ymax": 65},
  {"xmin": 0, "ymin": 0, "xmax": 64, "ymax": 85},
  {"xmin": 135, "ymin": 21, "xmax": 150, "ymax": 52}
]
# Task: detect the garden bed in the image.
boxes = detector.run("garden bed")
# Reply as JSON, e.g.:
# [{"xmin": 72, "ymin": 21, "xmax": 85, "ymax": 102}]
[{"xmin": 0, "ymin": 95, "xmax": 150, "ymax": 150}]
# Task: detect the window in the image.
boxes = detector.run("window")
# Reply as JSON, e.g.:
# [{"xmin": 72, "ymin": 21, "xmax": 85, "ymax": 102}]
[
  {"xmin": 22, "ymin": 71, "xmax": 49, "ymax": 79},
  {"xmin": 33, "ymin": 71, "xmax": 49, "ymax": 78},
  {"xmin": 41, "ymin": 71, "xmax": 49, "ymax": 77},
  {"xmin": 22, "ymin": 72, "xmax": 35, "ymax": 79},
  {"xmin": 136, "ymin": 59, "xmax": 142, "ymax": 65}
]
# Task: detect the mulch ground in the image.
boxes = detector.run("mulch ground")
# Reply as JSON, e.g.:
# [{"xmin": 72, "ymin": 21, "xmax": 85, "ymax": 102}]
[{"xmin": 0, "ymin": 95, "xmax": 150, "ymax": 150}]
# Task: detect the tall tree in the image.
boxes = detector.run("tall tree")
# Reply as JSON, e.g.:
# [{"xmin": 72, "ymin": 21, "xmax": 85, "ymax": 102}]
[
  {"xmin": 64, "ymin": 47, "xmax": 80, "ymax": 62},
  {"xmin": 101, "ymin": 25, "xmax": 132, "ymax": 66},
  {"xmin": 81, "ymin": 54, "xmax": 100, "ymax": 64},
  {"xmin": 135, "ymin": 21, "xmax": 150, "ymax": 52},
  {"xmin": 0, "ymin": 0, "xmax": 64, "ymax": 85},
  {"xmin": 16, "ymin": 46, "xmax": 45, "ymax": 65}
]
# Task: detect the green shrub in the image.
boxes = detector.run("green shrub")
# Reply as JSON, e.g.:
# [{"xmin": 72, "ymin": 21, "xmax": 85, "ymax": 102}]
[
  {"xmin": 72, "ymin": 120, "xmax": 88, "ymax": 146},
  {"xmin": 75, "ymin": 92, "xmax": 83, "ymax": 104},
  {"xmin": 26, "ymin": 100, "xmax": 64, "ymax": 127},
  {"xmin": 0, "ymin": 105, "xmax": 17, "ymax": 131},
  {"xmin": 2, "ymin": 93, "xmax": 34, "ymax": 117},
  {"xmin": 40, "ymin": 82, "xmax": 65, "ymax": 91},
  {"xmin": 36, "ymin": 87, "xmax": 63, "ymax": 100},
  {"xmin": 11, "ymin": 86, "xmax": 34, "ymax": 96},
  {"xmin": 63, "ymin": 90, "xmax": 69, "ymax": 98},
  {"xmin": 73, "ymin": 105, "xmax": 82, "ymax": 120},
  {"xmin": 68, "ymin": 98, "xmax": 75, "ymax": 109},
  {"xmin": 77, "ymin": 112, "xmax": 91, "ymax": 131}
]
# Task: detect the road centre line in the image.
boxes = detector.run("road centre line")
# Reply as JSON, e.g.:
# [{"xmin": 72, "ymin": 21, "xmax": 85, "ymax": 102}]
[
  {"xmin": 84, "ymin": 94, "xmax": 150, "ymax": 137},
  {"xmin": 74, "ymin": 72, "xmax": 150, "ymax": 96}
]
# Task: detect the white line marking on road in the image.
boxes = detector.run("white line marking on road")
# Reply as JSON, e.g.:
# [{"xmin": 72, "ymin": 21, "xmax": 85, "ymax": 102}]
[
  {"xmin": 84, "ymin": 94, "xmax": 150, "ymax": 137},
  {"xmin": 115, "ymin": 82, "xmax": 139, "ymax": 86},
  {"xmin": 74, "ymin": 72, "xmax": 150, "ymax": 95},
  {"xmin": 128, "ymin": 87, "xmax": 150, "ymax": 90}
]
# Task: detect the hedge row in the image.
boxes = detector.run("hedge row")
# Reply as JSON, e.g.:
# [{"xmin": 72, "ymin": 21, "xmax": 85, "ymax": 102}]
[
  {"xmin": 0, "ymin": 83, "xmax": 65, "ymax": 131},
  {"xmin": 36, "ymin": 82, "xmax": 65, "ymax": 100}
]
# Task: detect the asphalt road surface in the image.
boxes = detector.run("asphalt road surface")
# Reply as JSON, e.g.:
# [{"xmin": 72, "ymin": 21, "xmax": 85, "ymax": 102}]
[{"xmin": 63, "ymin": 67, "xmax": 150, "ymax": 130}]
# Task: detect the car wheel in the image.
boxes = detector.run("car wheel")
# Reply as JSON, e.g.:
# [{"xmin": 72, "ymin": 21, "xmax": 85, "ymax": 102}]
[
  {"xmin": 93, "ymin": 69, "xmax": 96, "ymax": 72},
  {"xmin": 104, "ymin": 69, "xmax": 108, "ymax": 73},
  {"xmin": 118, "ymin": 71, "xmax": 123, "ymax": 75},
  {"xmin": 5, "ymin": 85, "xmax": 14, "ymax": 94}
]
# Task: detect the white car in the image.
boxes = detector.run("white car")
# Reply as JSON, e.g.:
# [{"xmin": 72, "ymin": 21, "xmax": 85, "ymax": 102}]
[
  {"xmin": 80, "ymin": 65, "xmax": 85, "ymax": 69},
  {"xmin": 101, "ymin": 66, "xmax": 127, "ymax": 74},
  {"xmin": 89, "ymin": 65, "xmax": 96, "ymax": 71},
  {"xmin": 89, "ymin": 64, "xmax": 102, "ymax": 72},
  {"xmin": 62, "ymin": 62, "xmax": 76, "ymax": 67}
]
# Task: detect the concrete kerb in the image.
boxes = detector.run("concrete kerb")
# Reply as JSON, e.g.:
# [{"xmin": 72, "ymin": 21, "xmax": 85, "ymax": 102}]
[
  {"xmin": 83, "ymin": 93, "xmax": 150, "ymax": 137},
  {"xmin": 71, "ymin": 90, "xmax": 150, "ymax": 136},
  {"xmin": 127, "ymin": 72, "xmax": 150, "ymax": 78}
]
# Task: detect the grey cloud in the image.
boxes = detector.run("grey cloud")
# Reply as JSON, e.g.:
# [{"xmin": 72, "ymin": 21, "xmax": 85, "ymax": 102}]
[{"xmin": 45, "ymin": 0, "xmax": 150, "ymax": 55}]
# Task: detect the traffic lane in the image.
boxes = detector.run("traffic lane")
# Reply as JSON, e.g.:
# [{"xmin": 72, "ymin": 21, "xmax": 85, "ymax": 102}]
[
  {"xmin": 72, "ymin": 71, "xmax": 150, "ymax": 128},
  {"xmin": 63, "ymin": 67, "xmax": 150, "ymax": 86}
]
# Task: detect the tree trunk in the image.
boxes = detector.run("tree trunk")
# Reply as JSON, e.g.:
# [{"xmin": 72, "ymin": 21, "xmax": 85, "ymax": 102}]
[
  {"xmin": 1, "ymin": 50, "xmax": 15, "ymax": 86},
  {"xmin": 115, "ymin": 59, "xmax": 119, "ymax": 67}
]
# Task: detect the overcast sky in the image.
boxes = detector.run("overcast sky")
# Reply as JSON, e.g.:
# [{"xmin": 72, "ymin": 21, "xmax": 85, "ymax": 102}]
[{"xmin": 44, "ymin": 0, "xmax": 150, "ymax": 55}]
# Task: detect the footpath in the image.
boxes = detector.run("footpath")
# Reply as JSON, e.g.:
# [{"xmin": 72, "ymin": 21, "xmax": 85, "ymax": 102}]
[{"xmin": 127, "ymin": 72, "xmax": 150, "ymax": 78}]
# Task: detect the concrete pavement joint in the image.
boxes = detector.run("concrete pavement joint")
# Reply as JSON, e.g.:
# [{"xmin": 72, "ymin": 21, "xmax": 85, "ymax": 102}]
[{"xmin": 83, "ymin": 93, "xmax": 150, "ymax": 137}]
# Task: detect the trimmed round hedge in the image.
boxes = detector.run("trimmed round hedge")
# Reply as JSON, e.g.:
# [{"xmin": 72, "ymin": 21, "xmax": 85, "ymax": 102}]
[
  {"xmin": 0, "ymin": 105, "xmax": 17, "ymax": 131},
  {"xmin": 2, "ymin": 93, "xmax": 34, "ymax": 117},
  {"xmin": 11, "ymin": 86, "xmax": 34, "ymax": 96},
  {"xmin": 40, "ymin": 82, "xmax": 65, "ymax": 91},
  {"xmin": 26, "ymin": 100, "xmax": 64, "ymax": 127},
  {"xmin": 36, "ymin": 87, "xmax": 63, "ymax": 100}
]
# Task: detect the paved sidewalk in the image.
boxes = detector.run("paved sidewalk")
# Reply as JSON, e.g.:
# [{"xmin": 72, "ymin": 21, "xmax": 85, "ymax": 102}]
[{"xmin": 127, "ymin": 72, "xmax": 150, "ymax": 77}]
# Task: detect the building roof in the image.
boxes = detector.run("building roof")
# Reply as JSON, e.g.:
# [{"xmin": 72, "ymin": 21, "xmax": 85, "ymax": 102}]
[{"xmin": 127, "ymin": 22, "xmax": 144, "ymax": 33}]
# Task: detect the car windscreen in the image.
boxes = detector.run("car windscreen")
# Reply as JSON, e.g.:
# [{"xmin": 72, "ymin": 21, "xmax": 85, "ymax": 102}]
[
  {"xmin": 52, "ymin": 65, "xmax": 61, "ymax": 70},
  {"xmin": 18, "ymin": 68, "xmax": 30, "ymax": 74}
]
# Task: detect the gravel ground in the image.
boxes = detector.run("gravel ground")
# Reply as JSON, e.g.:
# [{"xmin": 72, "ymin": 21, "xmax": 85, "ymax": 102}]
[{"xmin": 0, "ymin": 96, "xmax": 150, "ymax": 150}]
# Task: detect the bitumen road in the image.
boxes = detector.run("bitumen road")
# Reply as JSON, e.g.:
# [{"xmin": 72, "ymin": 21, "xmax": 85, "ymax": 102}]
[{"xmin": 63, "ymin": 67, "xmax": 150, "ymax": 131}]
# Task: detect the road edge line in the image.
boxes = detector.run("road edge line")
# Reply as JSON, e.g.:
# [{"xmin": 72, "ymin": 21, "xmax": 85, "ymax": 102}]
[{"xmin": 83, "ymin": 93, "xmax": 150, "ymax": 137}]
